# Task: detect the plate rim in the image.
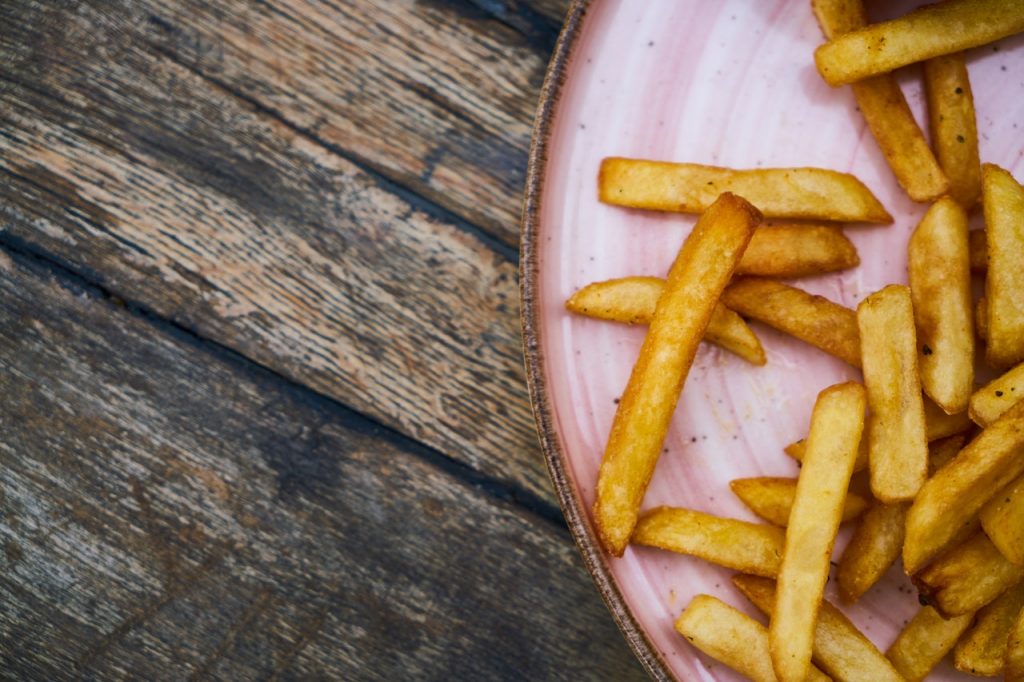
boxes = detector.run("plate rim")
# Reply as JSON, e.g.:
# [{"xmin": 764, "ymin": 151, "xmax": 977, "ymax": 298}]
[{"xmin": 520, "ymin": 2, "xmax": 675, "ymax": 679}]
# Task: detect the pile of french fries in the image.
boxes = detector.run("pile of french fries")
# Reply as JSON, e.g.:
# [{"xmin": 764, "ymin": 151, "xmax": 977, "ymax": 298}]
[{"xmin": 568, "ymin": 2, "xmax": 1024, "ymax": 680}]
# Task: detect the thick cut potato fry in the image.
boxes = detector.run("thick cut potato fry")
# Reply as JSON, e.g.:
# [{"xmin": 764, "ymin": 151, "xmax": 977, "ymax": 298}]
[
  {"xmin": 983, "ymin": 164, "xmax": 1024, "ymax": 368},
  {"xmin": 738, "ymin": 224, "xmax": 859, "ymax": 277},
  {"xmin": 908, "ymin": 197, "xmax": 974, "ymax": 414},
  {"xmin": 904, "ymin": 399, "xmax": 1024, "ymax": 573},
  {"xmin": 675, "ymin": 595, "xmax": 830, "ymax": 682},
  {"xmin": 923, "ymin": 393, "xmax": 972, "ymax": 441},
  {"xmin": 733, "ymin": 574, "xmax": 904, "ymax": 682},
  {"xmin": 954, "ymin": 583, "xmax": 1024, "ymax": 676},
  {"xmin": 599, "ymin": 157, "xmax": 892, "ymax": 223},
  {"xmin": 858, "ymin": 285, "xmax": 929, "ymax": 502},
  {"xmin": 723, "ymin": 278, "xmax": 861, "ymax": 367},
  {"xmin": 837, "ymin": 502, "xmax": 907, "ymax": 603},
  {"xmin": 1009, "ymin": 607, "xmax": 1024, "ymax": 682},
  {"xmin": 928, "ymin": 433, "xmax": 967, "ymax": 475},
  {"xmin": 980, "ymin": 472, "xmax": 1024, "ymax": 565},
  {"xmin": 970, "ymin": 229, "xmax": 988, "ymax": 271},
  {"xmin": 632, "ymin": 507, "xmax": 784, "ymax": 578},
  {"xmin": 771, "ymin": 382, "xmax": 865, "ymax": 682},
  {"xmin": 812, "ymin": 0, "xmax": 948, "ymax": 201},
  {"xmin": 970, "ymin": 361, "xmax": 1024, "ymax": 427},
  {"xmin": 730, "ymin": 477, "xmax": 867, "ymax": 527},
  {"xmin": 886, "ymin": 605, "xmax": 975, "ymax": 681},
  {"xmin": 814, "ymin": 0, "xmax": 1024, "ymax": 87},
  {"xmin": 565, "ymin": 277, "xmax": 766, "ymax": 365},
  {"xmin": 594, "ymin": 194, "xmax": 761, "ymax": 556},
  {"xmin": 924, "ymin": 53, "xmax": 983, "ymax": 208},
  {"xmin": 914, "ymin": 533, "xmax": 1024, "ymax": 617}
]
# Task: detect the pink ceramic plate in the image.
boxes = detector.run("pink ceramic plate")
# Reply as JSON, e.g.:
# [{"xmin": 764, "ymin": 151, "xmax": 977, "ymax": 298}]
[{"xmin": 522, "ymin": 1, "xmax": 1024, "ymax": 680}]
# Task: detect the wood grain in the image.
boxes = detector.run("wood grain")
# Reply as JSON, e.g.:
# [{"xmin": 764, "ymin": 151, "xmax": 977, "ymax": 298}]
[
  {"xmin": 0, "ymin": 1, "xmax": 552, "ymax": 505},
  {"xmin": 0, "ymin": 249, "xmax": 644, "ymax": 680}
]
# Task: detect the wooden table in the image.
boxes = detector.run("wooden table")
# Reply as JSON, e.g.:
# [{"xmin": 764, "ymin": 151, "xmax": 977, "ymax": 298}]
[{"xmin": 0, "ymin": 1, "xmax": 646, "ymax": 678}]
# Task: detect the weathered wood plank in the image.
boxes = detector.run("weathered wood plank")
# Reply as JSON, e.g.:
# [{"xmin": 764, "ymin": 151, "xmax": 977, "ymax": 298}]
[
  {"xmin": 0, "ymin": 249, "xmax": 644, "ymax": 680},
  {"xmin": 0, "ymin": 2, "xmax": 551, "ymax": 504},
  {"xmin": 130, "ymin": 0, "xmax": 548, "ymax": 247}
]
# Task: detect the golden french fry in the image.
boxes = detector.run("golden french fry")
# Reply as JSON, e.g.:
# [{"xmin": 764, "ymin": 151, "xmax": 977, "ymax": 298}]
[
  {"xmin": 632, "ymin": 507, "xmax": 784, "ymax": 577},
  {"xmin": 771, "ymin": 382, "xmax": 865, "ymax": 682},
  {"xmin": 812, "ymin": 0, "xmax": 948, "ymax": 202},
  {"xmin": 738, "ymin": 224, "xmax": 859, "ymax": 278},
  {"xmin": 924, "ymin": 52, "xmax": 983, "ymax": 208},
  {"xmin": 837, "ymin": 502, "xmax": 907, "ymax": 604},
  {"xmin": 914, "ymin": 533, "xmax": 1024, "ymax": 617},
  {"xmin": 814, "ymin": 0, "xmax": 1024, "ymax": 87},
  {"xmin": 970, "ymin": 360, "xmax": 1024, "ymax": 427},
  {"xmin": 565, "ymin": 277, "xmax": 767, "ymax": 365},
  {"xmin": 599, "ymin": 157, "xmax": 892, "ymax": 223},
  {"xmin": 858, "ymin": 285, "xmax": 928, "ymax": 502},
  {"xmin": 923, "ymin": 393, "xmax": 972, "ymax": 441},
  {"xmin": 908, "ymin": 197, "xmax": 974, "ymax": 414},
  {"xmin": 886, "ymin": 605, "xmax": 975, "ymax": 682},
  {"xmin": 723, "ymin": 277, "xmax": 861, "ymax": 367},
  {"xmin": 983, "ymin": 164, "xmax": 1024, "ymax": 368},
  {"xmin": 594, "ymin": 194, "xmax": 761, "ymax": 555},
  {"xmin": 733, "ymin": 574, "xmax": 904, "ymax": 682},
  {"xmin": 954, "ymin": 583, "xmax": 1024, "ymax": 676},
  {"xmin": 675, "ymin": 595, "xmax": 830, "ymax": 682},
  {"xmin": 928, "ymin": 433, "xmax": 967, "ymax": 475},
  {"xmin": 730, "ymin": 477, "xmax": 867, "ymax": 527},
  {"xmin": 1008, "ymin": 606, "xmax": 1024, "ymax": 682},
  {"xmin": 980, "ymin": 472, "xmax": 1024, "ymax": 565},
  {"xmin": 905, "ymin": 399, "xmax": 1024, "ymax": 573},
  {"xmin": 970, "ymin": 229, "xmax": 988, "ymax": 271}
]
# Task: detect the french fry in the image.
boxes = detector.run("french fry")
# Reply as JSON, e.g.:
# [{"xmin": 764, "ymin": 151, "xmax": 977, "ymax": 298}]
[
  {"xmin": 594, "ymin": 194, "xmax": 761, "ymax": 555},
  {"xmin": 980, "ymin": 472, "xmax": 1024, "ymax": 565},
  {"xmin": 914, "ymin": 533, "xmax": 1024, "ymax": 617},
  {"xmin": 858, "ymin": 285, "xmax": 928, "ymax": 502},
  {"xmin": 1008, "ymin": 606, "xmax": 1024, "ymax": 682},
  {"xmin": 599, "ymin": 157, "xmax": 892, "ymax": 223},
  {"xmin": 565, "ymin": 277, "xmax": 766, "ymax": 365},
  {"xmin": 970, "ymin": 229, "xmax": 988, "ymax": 271},
  {"xmin": 904, "ymin": 399, "xmax": 1024, "ymax": 574},
  {"xmin": 970, "ymin": 361, "xmax": 1024, "ymax": 427},
  {"xmin": 983, "ymin": 164, "xmax": 1024, "ymax": 368},
  {"xmin": 953, "ymin": 583, "xmax": 1024, "ymax": 676},
  {"xmin": 885, "ymin": 605, "xmax": 975, "ymax": 682},
  {"xmin": 722, "ymin": 278, "xmax": 862, "ymax": 367},
  {"xmin": 836, "ymin": 502, "xmax": 907, "ymax": 604},
  {"xmin": 814, "ymin": 0, "xmax": 1024, "ymax": 87},
  {"xmin": 813, "ymin": 0, "xmax": 948, "ymax": 201},
  {"xmin": 730, "ymin": 477, "xmax": 868, "ymax": 527},
  {"xmin": 770, "ymin": 382, "xmax": 865, "ymax": 682},
  {"xmin": 908, "ymin": 197, "xmax": 974, "ymax": 414},
  {"xmin": 737, "ymin": 224, "xmax": 859, "ymax": 278},
  {"xmin": 675, "ymin": 595, "xmax": 830, "ymax": 682},
  {"xmin": 836, "ymin": 434, "xmax": 965, "ymax": 603},
  {"xmin": 924, "ymin": 52, "xmax": 983, "ymax": 208},
  {"xmin": 923, "ymin": 393, "xmax": 972, "ymax": 441},
  {"xmin": 632, "ymin": 507, "xmax": 784, "ymax": 578},
  {"xmin": 733, "ymin": 574, "xmax": 905, "ymax": 682}
]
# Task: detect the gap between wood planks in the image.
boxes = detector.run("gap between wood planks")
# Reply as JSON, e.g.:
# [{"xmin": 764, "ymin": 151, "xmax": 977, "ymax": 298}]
[{"xmin": 0, "ymin": 231, "xmax": 564, "ymax": 529}]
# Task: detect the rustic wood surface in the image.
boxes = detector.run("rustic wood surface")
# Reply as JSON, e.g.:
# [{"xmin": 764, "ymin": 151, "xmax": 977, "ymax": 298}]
[{"xmin": 0, "ymin": 1, "xmax": 647, "ymax": 679}]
